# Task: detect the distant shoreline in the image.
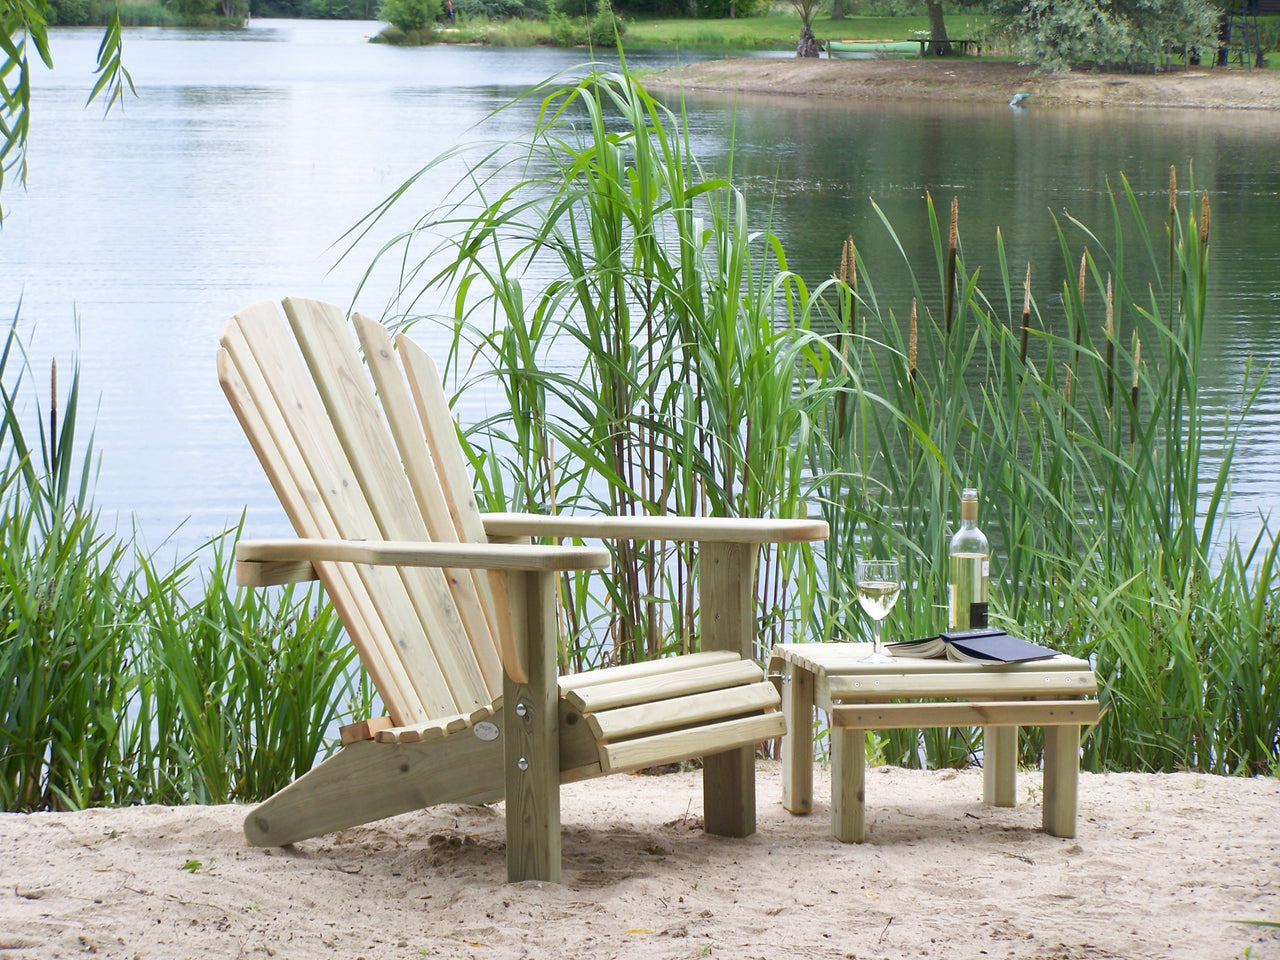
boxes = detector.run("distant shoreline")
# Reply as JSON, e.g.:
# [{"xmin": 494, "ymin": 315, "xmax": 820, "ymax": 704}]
[{"xmin": 646, "ymin": 58, "xmax": 1280, "ymax": 111}]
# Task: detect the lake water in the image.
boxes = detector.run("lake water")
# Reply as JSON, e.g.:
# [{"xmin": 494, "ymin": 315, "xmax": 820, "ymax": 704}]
[{"xmin": 4, "ymin": 19, "xmax": 1279, "ymax": 560}]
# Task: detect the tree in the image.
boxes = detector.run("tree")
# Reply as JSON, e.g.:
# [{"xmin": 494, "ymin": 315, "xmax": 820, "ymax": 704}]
[
  {"xmin": 990, "ymin": 0, "xmax": 1220, "ymax": 71},
  {"xmin": 791, "ymin": 0, "xmax": 819, "ymax": 56},
  {"xmin": 1, "ymin": 0, "xmax": 132, "ymax": 222},
  {"xmin": 924, "ymin": 0, "xmax": 950, "ymax": 51}
]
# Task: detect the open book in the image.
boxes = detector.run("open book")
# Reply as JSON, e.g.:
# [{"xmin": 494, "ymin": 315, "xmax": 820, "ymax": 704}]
[{"xmin": 887, "ymin": 628, "xmax": 1060, "ymax": 664}]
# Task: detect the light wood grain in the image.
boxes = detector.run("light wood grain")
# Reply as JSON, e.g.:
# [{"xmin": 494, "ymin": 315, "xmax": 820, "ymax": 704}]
[
  {"xmin": 564, "ymin": 660, "xmax": 762, "ymax": 714},
  {"xmin": 503, "ymin": 571, "xmax": 561, "ymax": 883},
  {"xmin": 482, "ymin": 512, "xmax": 828, "ymax": 544},
  {"xmin": 354, "ymin": 312, "xmax": 504, "ymax": 699},
  {"xmin": 983, "ymin": 726, "xmax": 1018, "ymax": 807},
  {"xmin": 236, "ymin": 538, "xmax": 611, "ymax": 572},
  {"xmin": 220, "ymin": 317, "xmax": 425, "ymax": 725},
  {"xmin": 829, "ymin": 727, "xmax": 866, "ymax": 843},
  {"xmin": 781, "ymin": 659, "xmax": 815, "ymax": 815},
  {"xmin": 825, "ymin": 671, "xmax": 1097, "ymax": 701},
  {"xmin": 1042, "ymin": 724, "xmax": 1081, "ymax": 838},
  {"xmin": 284, "ymin": 298, "xmax": 491, "ymax": 714},
  {"xmin": 830, "ymin": 699, "xmax": 1101, "ymax": 729},
  {"xmin": 586, "ymin": 681, "xmax": 780, "ymax": 742},
  {"xmin": 339, "ymin": 716, "xmax": 394, "ymax": 745},
  {"xmin": 601, "ymin": 712, "xmax": 786, "ymax": 774},
  {"xmin": 243, "ymin": 732, "xmax": 505, "ymax": 847},
  {"xmin": 398, "ymin": 333, "xmax": 518, "ymax": 683},
  {"xmin": 231, "ymin": 303, "xmax": 461, "ymax": 718},
  {"xmin": 560, "ymin": 650, "xmax": 740, "ymax": 694},
  {"xmin": 233, "ymin": 557, "xmax": 320, "ymax": 587},
  {"xmin": 699, "ymin": 541, "xmax": 760, "ymax": 838},
  {"xmin": 776, "ymin": 642, "xmax": 1092, "ymax": 678},
  {"xmin": 225, "ymin": 298, "xmax": 830, "ymax": 870}
]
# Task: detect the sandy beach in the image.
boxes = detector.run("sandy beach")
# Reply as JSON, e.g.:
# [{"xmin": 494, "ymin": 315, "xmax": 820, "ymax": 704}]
[
  {"xmin": 2, "ymin": 761, "xmax": 1277, "ymax": 959},
  {"xmin": 647, "ymin": 58, "xmax": 1280, "ymax": 110}
]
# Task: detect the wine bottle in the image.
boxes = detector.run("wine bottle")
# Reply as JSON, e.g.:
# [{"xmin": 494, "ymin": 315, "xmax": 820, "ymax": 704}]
[{"xmin": 948, "ymin": 487, "xmax": 990, "ymax": 630}]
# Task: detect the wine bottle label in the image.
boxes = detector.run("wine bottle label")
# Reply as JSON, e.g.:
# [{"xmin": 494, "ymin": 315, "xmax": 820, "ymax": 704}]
[{"xmin": 969, "ymin": 601, "xmax": 988, "ymax": 628}]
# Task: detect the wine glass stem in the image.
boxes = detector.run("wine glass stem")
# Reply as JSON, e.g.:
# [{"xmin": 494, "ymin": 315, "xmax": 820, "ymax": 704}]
[{"xmin": 872, "ymin": 620, "xmax": 882, "ymax": 656}]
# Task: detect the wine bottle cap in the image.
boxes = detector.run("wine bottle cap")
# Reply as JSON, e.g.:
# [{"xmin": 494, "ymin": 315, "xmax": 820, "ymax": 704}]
[{"xmin": 961, "ymin": 487, "xmax": 978, "ymax": 520}]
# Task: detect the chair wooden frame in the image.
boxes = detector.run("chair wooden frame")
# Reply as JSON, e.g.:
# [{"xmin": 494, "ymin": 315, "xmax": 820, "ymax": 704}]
[{"xmin": 219, "ymin": 298, "xmax": 828, "ymax": 882}]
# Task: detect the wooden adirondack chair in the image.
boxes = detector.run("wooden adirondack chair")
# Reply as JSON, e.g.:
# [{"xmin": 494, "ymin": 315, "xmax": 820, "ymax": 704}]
[{"xmin": 217, "ymin": 297, "xmax": 828, "ymax": 882}]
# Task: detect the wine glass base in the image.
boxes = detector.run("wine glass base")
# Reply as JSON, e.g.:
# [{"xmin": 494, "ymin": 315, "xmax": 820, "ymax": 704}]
[{"xmin": 859, "ymin": 652, "xmax": 896, "ymax": 664}]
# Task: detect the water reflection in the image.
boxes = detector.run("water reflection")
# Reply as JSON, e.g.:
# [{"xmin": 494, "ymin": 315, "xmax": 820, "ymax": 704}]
[{"xmin": 3, "ymin": 21, "xmax": 1277, "ymax": 557}]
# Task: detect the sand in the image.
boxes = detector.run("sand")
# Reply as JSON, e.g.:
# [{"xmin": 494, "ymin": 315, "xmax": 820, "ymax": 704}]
[
  {"xmin": 2, "ymin": 762, "xmax": 1277, "ymax": 959},
  {"xmin": 646, "ymin": 58, "xmax": 1280, "ymax": 111}
]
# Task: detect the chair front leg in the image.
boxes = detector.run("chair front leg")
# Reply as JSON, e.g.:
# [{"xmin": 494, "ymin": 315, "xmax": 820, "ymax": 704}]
[{"xmin": 503, "ymin": 569, "xmax": 562, "ymax": 883}]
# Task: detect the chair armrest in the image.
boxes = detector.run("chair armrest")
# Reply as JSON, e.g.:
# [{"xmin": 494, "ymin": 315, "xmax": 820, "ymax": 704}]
[
  {"xmin": 235, "ymin": 537, "xmax": 611, "ymax": 587},
  {"xmin": 480, "ymin": 513, "xmax": 829, "ymax": 544}
]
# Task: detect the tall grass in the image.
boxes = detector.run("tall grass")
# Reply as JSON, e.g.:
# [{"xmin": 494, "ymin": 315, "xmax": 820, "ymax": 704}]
[
  {"xmin": 816, "ymin": 176, "xmax": 1278, "ymax": 775},
  {"xmin": 357, "ymin": 68, "xmax": 831, "ymax": 670},
  {"xmin": 0, "ymin": 313, "xmax": 371, "ymax": 811},
  {"xmin": 363, "ymin": 67, "xmax": 1278, "ymax": 778}
]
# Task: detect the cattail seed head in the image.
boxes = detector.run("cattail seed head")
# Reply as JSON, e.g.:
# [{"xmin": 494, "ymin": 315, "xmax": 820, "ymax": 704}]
[
  {"xmin": 949, "ymin": 197, "xmax": 959, "ymax": 251},
  {"xmin": 1063, "ymin": 365, "xmax": 1073, "ymax": 404},
  {"xmin": 1022, "ymin": 262, "xmax": 1032, "ymax": 316},
  {"xmin": 909, "ymin": 298, "xmax": 918, "ymax": 375},
  {"xmin": 1104, "ymin": 274, "xmax": 1114, "ymax": 337},
  {"xmin": 1077, "ymin": 252, "xmax": 1088, "ymax": 305},
  {"xmin": 1132, "ymin": 335, "xmax": 1141, "ymax": 390},
  {"xmin": 1169, "ymin": 166, "xmax": 1177, "ymax": 214},
  {"xmin": 1199, "ymin": 190, "xmax": 1211, "ymax": 245}
]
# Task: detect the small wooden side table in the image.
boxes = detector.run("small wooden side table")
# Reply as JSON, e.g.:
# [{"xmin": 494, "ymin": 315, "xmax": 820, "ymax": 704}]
[{"xmin": 767, "ymin": 643, "xmax": 1100, "ymax": 843}]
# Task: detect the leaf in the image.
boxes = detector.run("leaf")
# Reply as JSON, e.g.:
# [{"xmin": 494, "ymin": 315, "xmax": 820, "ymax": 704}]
[{"xmin": 181, "ymin": 859, "xmax": 202, "ymax": 873}]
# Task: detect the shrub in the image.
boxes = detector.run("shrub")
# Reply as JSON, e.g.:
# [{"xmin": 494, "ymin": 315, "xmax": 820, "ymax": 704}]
[
  {"xmin": 586, "ymin": 8, "xmax": 624, "ymax": 45},
  {"xmin": 47, "ymin": 0, "xmax": 91, "ymax": 26},
  {"xmin": 380, "ymin": 0, "xmax": 441, "ymax": 31},
  {"xmin": 992, "ymin": 0, "xmax": 1220, "ymax": 72}
]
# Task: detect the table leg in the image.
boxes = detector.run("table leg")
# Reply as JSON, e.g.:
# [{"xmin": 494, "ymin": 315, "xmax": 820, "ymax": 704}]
[
  {"xmin": 1042, "ymin": 724, "xmax": 1081, "ymax": 837},
  {"xmin": 983, "ymin": 726, "xmax": 1018, "ymax": 808},
  {"xmin": 781, "ymin": 661, "xmax": 814, "ymax": 814},
  {"xmin": 829, "ymin": 726, "xmax": 866, "ymax": 843}
]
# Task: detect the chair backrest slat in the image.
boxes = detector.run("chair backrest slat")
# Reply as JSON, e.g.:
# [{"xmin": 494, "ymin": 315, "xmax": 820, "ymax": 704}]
[
  {"xmin": 281, "ymin": 298, "xmax": 492, "ymax": 713},
  {"xmin": 397, "ymin": 334, "xmax": 518, "ymax": 675},
  {"xmin": 218, "ymin": 310, "xmax": 427, "ymax": 725},
  {"xmin": 352, "ymin": 313, "xmax": 504, "ymax": 697},
  {"xmin": 226, "ymin": 301, "xmax": 467, "ymax": 719}
]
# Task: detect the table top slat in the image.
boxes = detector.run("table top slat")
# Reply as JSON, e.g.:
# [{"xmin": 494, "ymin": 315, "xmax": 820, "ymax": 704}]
[{"xmin": 772, "ymin": 642, "xmax": 1091, "ymax": 679}]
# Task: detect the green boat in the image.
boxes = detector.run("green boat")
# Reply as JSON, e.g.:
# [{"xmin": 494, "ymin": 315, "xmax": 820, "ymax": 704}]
[{"xmin": 826, "ymin": 39, "xmax": 922, "ymax": 58}]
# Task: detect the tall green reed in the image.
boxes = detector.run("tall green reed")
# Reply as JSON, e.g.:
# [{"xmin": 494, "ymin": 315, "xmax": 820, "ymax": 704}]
[
  {"xmin": 817, "ymin": 171, "xmax": 1278, "ymax": 775},
  {"xmin": 356, "ymin": 63, "xmax": 1275, "ymax": 776},
  {"xmin": 358, "ymin": 67, "xmax": 831, "ymax": 671},
  {"xmin": 0, "ymin": 314, "xmax": 368, "ymax": 811}
]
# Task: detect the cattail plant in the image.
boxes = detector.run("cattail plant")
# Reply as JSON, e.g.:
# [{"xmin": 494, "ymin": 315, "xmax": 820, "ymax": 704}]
[
  {"xmin": 1130, "ymin": 333, "xmax": 1141, "ymax": 447},
  {"xmin": 908, "ymin": 298, "xmax": 918, "ymax": 387},
  {"xmin": 945, "ymin": 196, "xmax": 959, "ymax": 335},
  {"xmin": 1104, "ymin": 274, "xmax": 1115, "ymax": 413}
]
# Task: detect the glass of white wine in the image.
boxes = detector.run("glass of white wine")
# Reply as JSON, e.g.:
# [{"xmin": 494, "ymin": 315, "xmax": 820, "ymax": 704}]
[{"xmin": 855, "ymin": 559, "xmax": 902, "ymax": 664}]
